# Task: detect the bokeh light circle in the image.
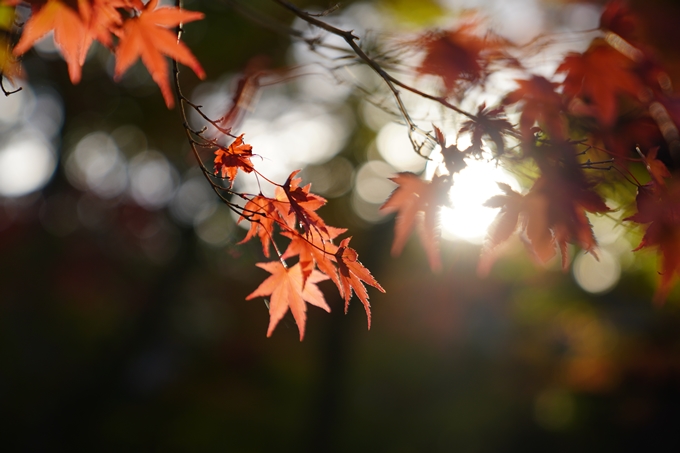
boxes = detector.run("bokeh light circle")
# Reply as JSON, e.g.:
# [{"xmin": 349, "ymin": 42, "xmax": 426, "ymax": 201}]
[{"xmin": 0, "ymin": 135, "xmax": 56, "ymax": 197}]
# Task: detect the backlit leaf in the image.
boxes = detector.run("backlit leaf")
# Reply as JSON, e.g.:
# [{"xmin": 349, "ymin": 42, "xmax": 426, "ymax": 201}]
[
  {"xmin": 246, "ymin": 262, "xmax": 329, "ymax": 340},
  {"xmin": 114, "ymin": 0, "xmax": 205, "ymax": 108},
  {"xmin": 335, "ymin": 237, "xmax": 385, "ymax": 329}
]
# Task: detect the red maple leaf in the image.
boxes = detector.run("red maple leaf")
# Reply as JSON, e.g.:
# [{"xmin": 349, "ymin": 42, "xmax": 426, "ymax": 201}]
[
  {"xmin": 114, "ymin": 0, "xmax": 205, "ymax": 108},
  {"xmin": 626, "ymin": 181, "xmax": 680, "ymax": 303},
  {"xmin": 12, "ymin": 0, "xmax": 88, "ymax": 83},
  {"xmin": 600, "ymin": 0, "xmax": 638, "ymax": 42},
  {"xmin": 417, "ymin": 20, "xmax": 509, "ymax": 96},
  {"xmin": 213, "ymin": 134, "xmax": 254, "ymax": 183},
  {"xmin": 642, "ymin": 147, "xmax": 671, "ymax": 186},
  {"xmin": 246, "ymin": 261, "xmax": 329, "ymax": 340},
  {"xmin": 335, "ymin": 237, "xmax": 385, "ymax": 329},
  {"xmin": 598, "ymin": 116, "xmax": 665, "ymax": 161},
  {"xmin": 503, "ymin": 75, "xmax": 565, "ymax": 142},
  {"xmin": 480, "ymin": 162, "xmax": 609, "ymax": 271},
  {"xmin": 527, "ymin": 164, "xmax": 609, "ymax": 268},
  {"xmin": 380, "ymin": 172, "xmax": 448, "ymax": 271},
  {"xmin": 557, "ymin": 41, "xmax": 642, "ymax": 126}
]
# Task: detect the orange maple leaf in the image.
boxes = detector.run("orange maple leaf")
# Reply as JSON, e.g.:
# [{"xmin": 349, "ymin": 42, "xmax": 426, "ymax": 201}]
[
  {"xmin": 380, "ymin": 172, "xmax": 448, "ymax": 272},
  {"xmin": 114, "ymin": 0, "xmax": 205, "ymax": 108},
  {"xmin": 335, "ymin": 237, "xmax": 385, "ymax": 329},
  {"xmin": 274, "ymin": 170, "xmax": 329, "ymax": 237},
  {"xmin": 246, "ymin": 261, "xmax": 330, "ymax": 340},
  {"xmin": 281, "ymin": 226, "xmax": 346, "ymax": 291},
  {"xmin": 238, "ymin": 195, "xmax": 279, "ymax": 258},
  {"xmin": 557, "ymin": 41, "xmax": 642, "ymax": 126},
  {"xmin": 12, "ymin": 0, "xmax": 88, "ymax": 83},
  {"xmin": 213, "ymin": 134, "xmax": 254, "ymax": 183},
  {"xmin": 79, "ymin": 0, "xmax": 140, "ymax": 58}
]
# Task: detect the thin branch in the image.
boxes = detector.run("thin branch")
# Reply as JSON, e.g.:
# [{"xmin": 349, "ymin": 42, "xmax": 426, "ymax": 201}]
[
  {"xmin": 271, "ymin": 0, "xmax": 476, "ymax": 147},
  {"xmin": 0, "ymin": 77, "xmax": 21, "ymax": 96}
]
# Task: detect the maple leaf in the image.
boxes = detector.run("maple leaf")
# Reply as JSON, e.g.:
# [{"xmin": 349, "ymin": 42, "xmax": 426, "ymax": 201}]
[
  {"xmin": 12, "ymin": 0, "xmax": 88, "ymax": 84},
  {"xmin": 335, "ymin": 237, "xmax": 385, "ymax": 329},
  {"xmin": 480, "ymin": 161, "xmax": 609, "ymax": 271},
  {"xmin": 459, "ymin": 103, "xmax": 513, "ymax": 157},
  {"xmin": 274, "ymin": 170, "xmax": 329, "ymax": 237},
  {"xmin": 533, "ymin": 170, "xmax": 609, "ymax": 267},
  {"xmin": 600, "ymin": 0, "xmax": 638, "ymax": 42},
  {"xmin": 433, "ymin": 125, "xmax": 467, "ymax": 174},
  {"xmin": 281, "ymin": 226, "xmax": 346, "ymax": 292},
  {"xmin": 238, "ymin": 195, "xmax": 279, "ymax": 257},
  {"xmin": 218, "ymin": 57, "xmax": 268, "ymax": 131},
  {"xmin": 557, "ymin": 41, "xmax": 642, "ymax": 126},
  {"xmin": 503, "ymin": 75, "xmax": 565, "ymax": 142},
  {"xmin": 114, "ymin": 0, "xmax": 205, "ymax": 108},
  {"xmin": 213, "ymin": 134, "xmax": 254, "ymax": 183},
  {"xmin": 598, "ymin": 115, "xmax": 665, "ymax": 161},
  {"xmin": 641, "ymin": 147, "xmax": 671, "ymax": 186},
  {"xmin": 417, "ymin": 20, "xmax": 509, "ymax": 96},
  {"xmin": 79, "ymin": 0, "xmax": 139, "ymax": 57},
  {"xmin": 246, "ymin": 262, "xmax": 329, "ymax": 340},
  {"xmin": 626, "ymin": 181, "xmax": 680, "ymax": 304},
  {"xmin": 380, "ymin": 172, "xmax": 448, "ymax": 271},
  {"xmin": 478, "ymin": 182, "xmax": 523, "ymax": 275}
]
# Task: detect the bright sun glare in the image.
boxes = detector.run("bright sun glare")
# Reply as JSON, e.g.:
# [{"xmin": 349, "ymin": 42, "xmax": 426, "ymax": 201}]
[{"xmin": 439, "ymin": 157, "xmax": 520, "ymax": 244}]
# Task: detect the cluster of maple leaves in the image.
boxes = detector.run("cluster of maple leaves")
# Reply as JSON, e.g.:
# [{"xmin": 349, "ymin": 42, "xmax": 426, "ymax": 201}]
[
  {"xmin": 1, "ymin": 0, "xmax": 205, "ymax": 106},
  {"xmin": 213, "ymin": 136, "xmax": 384, "ymax": 340},
  {"xmin": 1, "ymin": 0, "xmax": 386, "ymax": 341},
  {"xmin": 387, "ymin": 0, "xmax": 680, "ymax": 303},
  {"xmin": 5, "ymin": 0, "xmax": 680, "ymax": 338}
]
